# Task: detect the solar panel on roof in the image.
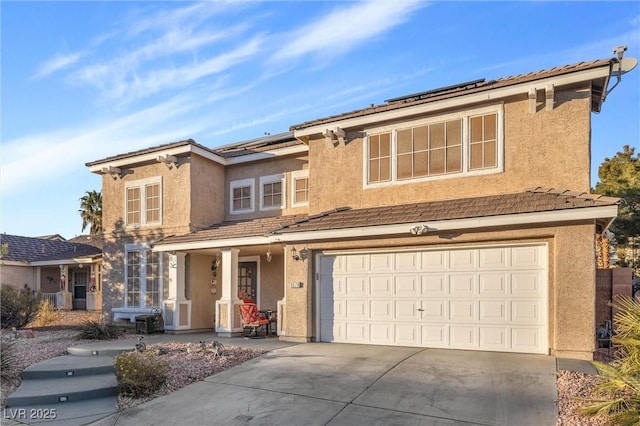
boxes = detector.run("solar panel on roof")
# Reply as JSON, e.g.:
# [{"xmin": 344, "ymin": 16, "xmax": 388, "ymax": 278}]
[{"xmin": 385, "ymin": 78, "xmax": 486, "ymax": 104}]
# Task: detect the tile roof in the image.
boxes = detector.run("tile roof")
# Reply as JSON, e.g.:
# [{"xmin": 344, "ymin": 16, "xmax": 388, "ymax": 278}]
[
  {"xmin": 274, "ymin": 188, "xmax": 619, "ymax": 234},
  {"xmin": 0, "ymin": 234, "xmax": 102, "ymax": 263},
  {"xmin": 86, "ymin": 132, "xmax": 303, "ymax": 166},
  {"xmin": 154, "ymin": 189, "xmax": 619, "ymax": 246},
  {"xmin": 154, "ymin": 214, "xmax": 309, "ymax": 245},
  {"xmin": 290, "ymin": 58, "xmax": 614, "ymax": 130}
]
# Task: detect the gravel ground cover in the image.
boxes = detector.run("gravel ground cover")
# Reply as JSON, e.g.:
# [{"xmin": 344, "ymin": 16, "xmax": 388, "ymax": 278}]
[{"xmin": 1, "ymin": 329, "xmax": 611, "ymax": 424}]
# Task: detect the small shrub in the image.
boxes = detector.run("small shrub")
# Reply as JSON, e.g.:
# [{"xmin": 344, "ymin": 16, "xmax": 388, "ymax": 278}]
[
  {"xmin": 30, "ymin": 299, "xmax": 62, "ymax": 327},
  {"xmin": 0, "ymin": 285, "xmax": 40, "ymax": 329},
  {"xmin": 1, "ymin": 338, "xmax": 19, "ymax": 385},
  {"xmin": 114, "ymin": 351, "xmax": 169, "ymax": 398},
  {"xmin": 77, "ymin": 320, "xmax": 123, "ymax": 340}
]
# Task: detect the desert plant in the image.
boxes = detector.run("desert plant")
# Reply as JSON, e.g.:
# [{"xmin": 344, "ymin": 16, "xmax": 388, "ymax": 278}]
[
  {"xmin": 1, "ymin": 338, "xmax": 20, "ymax": 385},
  {"xmin": 114, "ymin": 351, "xmax": 169, "ymax": 398},
  {"xmin": 77, "ymin": 320, "xmax": 123, "ymax": 340},
  {"xmin": 0, "ymin": 285, "xmax": 40, "ymax": 329},
  {"xmin": 29, "ymin": 299, "xmax": 62, "ymax": 327},
  {"xmin": 581, "ymin": 295, "xmax": 640, "ymax": 424}
]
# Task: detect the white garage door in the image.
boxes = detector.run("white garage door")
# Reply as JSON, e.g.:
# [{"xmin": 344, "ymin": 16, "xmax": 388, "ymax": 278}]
[{"xmin": 318, "ymin": 245, "xmax": 548, "ymax": 354}]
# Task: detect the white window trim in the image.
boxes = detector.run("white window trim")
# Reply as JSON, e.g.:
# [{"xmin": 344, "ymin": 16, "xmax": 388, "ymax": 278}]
[
  {"xmin": 124, "ymin": 176, "xmax": 163, "ymax": 228},
  {"xmin": 363, "ymin": 104, "xmax": 504, "ymax": 189},
  {"xmin": 259, "ymin": 174, "xmax": 286, "ymax": 211},
  {"xmin": 123, "ymin": 243, "xmax": 163, "ymax": 309},
  {"xmin": 230, "ymin": 178, "xmax": 255, "ymax": 214},
  {"xmin": 290, "ymin": 170, "xmax": 309, "ymax": 208}
]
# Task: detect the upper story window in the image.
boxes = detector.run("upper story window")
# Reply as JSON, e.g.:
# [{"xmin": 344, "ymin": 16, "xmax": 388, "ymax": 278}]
[
  {"xmin": 230, "ymin": 178, "xmax": 254, "ymax": 214},
  {"xmin": 365, "ymin": 105, "xmax": 503, "ymax": 187},
  {"xmin": 125, "ymin": 177, "xmax": 162, "ymax": 227},
  {"xmin": 259, "ymin": 174, "xmax": 285, "ymax": 211},
  {"xmin": 291, "ymin": 170, "xmax": 309, "ymax": 207}
]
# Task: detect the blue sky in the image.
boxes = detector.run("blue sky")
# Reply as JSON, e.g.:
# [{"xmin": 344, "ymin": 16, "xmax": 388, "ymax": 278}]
[{"xmin": 1, "ymin": 1, "xmax": 639, "ymax": 240}]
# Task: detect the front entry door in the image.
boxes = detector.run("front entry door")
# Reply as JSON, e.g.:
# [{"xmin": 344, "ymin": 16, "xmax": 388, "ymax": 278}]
[
  {"xmin": 238, "ymin": 262, "xmax": 257, "ymax": 302},
  {"xmin": 73, "ymin": 271, "xmax": 88, "ymax": 310}
]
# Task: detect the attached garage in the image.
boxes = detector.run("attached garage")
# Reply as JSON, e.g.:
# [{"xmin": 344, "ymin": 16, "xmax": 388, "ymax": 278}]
[{"xmin": 318, "ymin": 244, "xmax": 548, "ymax": 354}]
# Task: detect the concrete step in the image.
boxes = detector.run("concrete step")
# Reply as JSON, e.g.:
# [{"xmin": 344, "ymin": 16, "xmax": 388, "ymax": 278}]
[
  {"xmin": 67, "ymin": 341, "xmax": 135, "ymax": 357},
  {"xmin": 6, "ymin": 373, "xmax": 117, "ymax": 407},
  {"xmin": 22, "ymin": 355, "xmax": 115, "ymax": 379},
  {"xmin": 1, "ymin": 396, "xmax": 118, "ymax": 426}
]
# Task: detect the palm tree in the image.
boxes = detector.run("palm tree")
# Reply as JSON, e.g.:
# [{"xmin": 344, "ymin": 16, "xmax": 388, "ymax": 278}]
[{"xmin": 79, "ymin": 190, "xmax": 102, "ymax": 234}]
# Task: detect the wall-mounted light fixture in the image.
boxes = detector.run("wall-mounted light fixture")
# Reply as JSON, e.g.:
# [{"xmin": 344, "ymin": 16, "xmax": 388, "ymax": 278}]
[
  {"xmin": 409, "ymin": 224, "xmax": 434, "ymax": 236},
  {"xmin": 291, "ymin": 246, "xmax": 308, "ymax": 261}
]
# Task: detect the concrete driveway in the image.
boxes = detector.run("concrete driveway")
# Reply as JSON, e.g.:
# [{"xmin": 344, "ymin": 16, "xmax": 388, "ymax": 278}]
[{"xmin": 93, "ymin": 343, "xmax": 557, "ymax": 426}]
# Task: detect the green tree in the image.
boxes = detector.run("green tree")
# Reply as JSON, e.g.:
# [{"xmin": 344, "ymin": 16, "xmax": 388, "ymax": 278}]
[
  {"xmin": 79, "ymin": 190, "xmax": 103, "ymax": 235},
  {"xmin": 593, "ymin": 145, "xmax": 640, "ymax": 269}
]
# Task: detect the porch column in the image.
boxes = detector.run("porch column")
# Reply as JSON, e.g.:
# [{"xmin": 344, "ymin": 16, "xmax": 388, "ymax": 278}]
[
  {"xmin": 163, "ymin": 252, "xmax": 192, "ymax": 330},
  {"xmin": 56, "ymin": 265, "xmax": 72, "ymax": 310},
  {"xmin": 215, "ymin": 248, "xmax": 241, "ymax": 336}
]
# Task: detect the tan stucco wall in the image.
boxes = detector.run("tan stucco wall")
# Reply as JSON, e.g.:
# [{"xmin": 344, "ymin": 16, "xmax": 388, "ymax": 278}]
[
  {"xmin": 308, "ymin": 86, "xmax": 592, "ymax": 214},
  {"xmin": 552, "ymin": 223, "xmax": 597, "ymax": 359},
  {"xmin": 224, "ymin": 155, "xmax": 309, "ymax": 221},
  {"xmin": 187, "ymin": 253, "xmax": 217, "ymax": 330},
  {"xmin": 258, "ymin": 253, "xmax": 284, "ymax": 311},
  {"xmin": 281, "ymin": 247, "xmax": 313, "ymax": 342},
  {"xmin": 189, "ymin": 154, "xmax": 225, "ymax": 229},
  {"xmin": 0, "ymin": 265, "xmax": 35, "ymax": 291}
]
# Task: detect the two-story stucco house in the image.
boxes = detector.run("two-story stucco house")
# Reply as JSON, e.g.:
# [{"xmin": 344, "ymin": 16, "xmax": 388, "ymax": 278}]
[{"xmin": 87, "ymin": 52, "xmax": 637, "ymax": 360}]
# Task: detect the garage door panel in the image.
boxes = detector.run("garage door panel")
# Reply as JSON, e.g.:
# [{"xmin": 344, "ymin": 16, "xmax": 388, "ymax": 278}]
[
  {"xmin": 511, "ymin": 272, "xmax": 544, "ymax": 297},
  {"xmin": 345, "ymin": 254, "xmax": 368, "ymax": 273},
  {"xmin": 450, "ymin": 249, "xmax": 476, "ymax": 269},
  {"xmin": 345, "ymin": 300, "xmax": 367, "ymax": 320},
  {"xmin": 345, "ymin": 323, "xmax": 369, "ymax": 342},
  {"xmin": 370, "ymin": 300, "xmax": 392, "ymax": 320},
  {"xmin": 395, "ymin": 300, "xmax": 419, "ymax": 321},
  {"xmin": 450, "ymin": 325, "xmax": 476, "ymax": 348},
  {"xmin": 421, "ymin": 251, "xmax": 447, "ymax": 270},
  {"xmin": 479, "ymin": 248, "xmax": 507, "ymax": 269},
  {"xmin": 479, "ymin": 274, "xmax": 507, "ymax": 296},
  {"xmin": 511, "ymin": 301, "xmax": 543, "ymax": 324},
  {"xmin": 479, "ymin": 326, "xmax": 508, "ymax": 349},
  {"xmin": 422, "ymin": 300, "xmax": 447, "ymax": 322},
  {"xmin": 319, "ymin": 244, "xmax": 547, "ymax": 354},
  {"xmin": 345, "ymin": 276, "xmax": 368, "ymax": 296},
  {"xmin": 370, "ymin": 323, "xmax": 393, "ymax": 344},
  {"xmin": 395, "ymin": 252, "xmax": 419, "ymax": 271},
  {"xmin": 421, "ymin": 325, "xmax": 448, "ymax": 347},
  {"xmin": 422, "ymin": 275, "xmax": 447, "ymax": 295},
  {"xmin": 370, "ymin": 276, "xmax": 393, "ymax": 297},
  {"xmin": 511, "ymin": 246, "xmax": 543, "ymax": 268},
  {"xmin": 479, "ymin": 300, "xmax": 506, "ymax": 322},
  {"xmin": 370, "ymin": 253, "xmax": 393, "ymax": 272},
  {"xmin": 394, "ymin": 276, "xmax": 420, "ymax": 297},
  {"xmin": 449, "ymin": 275, "xmax": 476, "ymax": 296},
  {"xmin": 449, "ymin": 300, "xmax": 475, "ymax": 321},
  {"xmin": 511, "ymin": 328, "xmax": 541, "ymax": 352},
  {"xmin": 395, "ymin": 324, "xmax": 419, "ymax": 346}
]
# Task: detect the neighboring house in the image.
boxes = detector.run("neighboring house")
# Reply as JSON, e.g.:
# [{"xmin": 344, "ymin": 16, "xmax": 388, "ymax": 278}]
[
  {"xmin": 0, "ymin": 234, "xmax": 103, "ymax": 311},
  {"xmin": 86, "ymin": 52, "xmax": 637, "ymax": 360}
]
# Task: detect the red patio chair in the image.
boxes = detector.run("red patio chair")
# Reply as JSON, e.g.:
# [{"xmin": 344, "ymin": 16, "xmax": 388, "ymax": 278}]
[{"xmin": 239, "ymin": 303, "xmax": 270, "ymax": 338}]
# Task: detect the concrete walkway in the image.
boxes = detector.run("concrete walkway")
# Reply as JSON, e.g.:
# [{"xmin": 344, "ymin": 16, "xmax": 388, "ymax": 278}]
[{"xmin": 88, "ymin": 343, "xmax": 559, "ymax": 426}]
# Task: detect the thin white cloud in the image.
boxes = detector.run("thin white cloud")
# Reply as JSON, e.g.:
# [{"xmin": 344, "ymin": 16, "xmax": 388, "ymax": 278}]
[
  {"xmin": 32, "ymin": 52, "xmax": 84, "ymax": 79},
  {"xmin": 271, "ymin": 0, "xmax": 425, "ymax": 63}
]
